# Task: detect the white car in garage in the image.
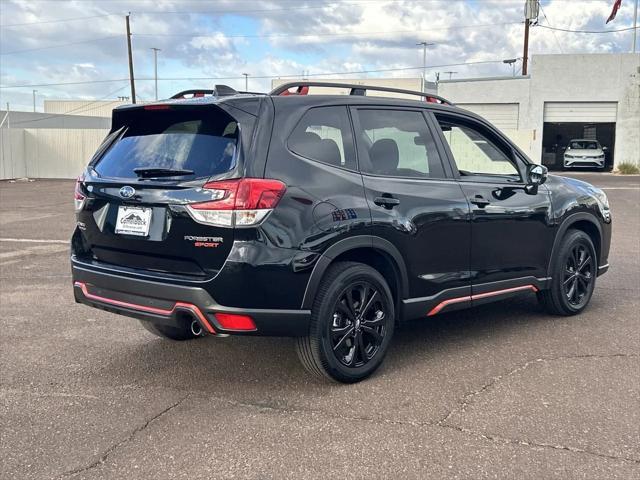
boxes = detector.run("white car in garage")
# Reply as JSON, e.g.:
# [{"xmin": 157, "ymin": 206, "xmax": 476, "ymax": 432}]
[{"xmin": 564, "ymin": 139, "xmax": 607, "ymax": 169}]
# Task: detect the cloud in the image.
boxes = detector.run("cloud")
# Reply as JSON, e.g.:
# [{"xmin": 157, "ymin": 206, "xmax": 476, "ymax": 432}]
[{"xmin": 0, "ymin": 0, "xmax": 637, "ymax": 110}]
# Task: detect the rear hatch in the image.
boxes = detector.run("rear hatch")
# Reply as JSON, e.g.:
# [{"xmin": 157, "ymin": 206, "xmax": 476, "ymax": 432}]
[{"xmin": 74, "ymin": 101, "xmax": 255, "ymax": 278}]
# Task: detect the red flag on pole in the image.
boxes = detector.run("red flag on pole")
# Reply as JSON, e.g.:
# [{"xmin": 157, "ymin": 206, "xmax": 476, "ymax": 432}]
[{"xmin": 606, "ymin": 0, "xmax": 623, "ymax": 23}]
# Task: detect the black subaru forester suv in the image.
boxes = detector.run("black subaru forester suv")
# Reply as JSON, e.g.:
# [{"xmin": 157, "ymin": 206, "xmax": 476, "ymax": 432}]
[{"xmin": 72, "ymin": 82, "xmax": 611, "ymax": 383}]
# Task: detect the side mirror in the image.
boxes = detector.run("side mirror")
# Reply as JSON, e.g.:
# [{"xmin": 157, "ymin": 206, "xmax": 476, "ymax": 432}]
[{"xmin": 525, "ymin": 164, "xmax": 548, "ymax": 194}]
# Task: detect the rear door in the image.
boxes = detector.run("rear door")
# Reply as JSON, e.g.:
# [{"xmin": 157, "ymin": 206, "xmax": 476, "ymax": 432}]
[
  {"xmin": 75, "ymin": 103, "xmax": 254, "ymax": 278},
  {"xmin": 431, "ymin": 111, "xmax": 554, "ymax": 292},
  {"xmin": 351, "ymin": 106, "xmax": 472, "ymax": 317}
]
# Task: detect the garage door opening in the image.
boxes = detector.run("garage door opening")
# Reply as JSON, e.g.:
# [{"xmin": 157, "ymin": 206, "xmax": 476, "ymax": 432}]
[
  {"xmin": 542, "ymin": 122, "xmax": 615, "ymax": 171},
  {"xmin": 541, "ymin": 102, "xmax": 617, "ymax": 172}
]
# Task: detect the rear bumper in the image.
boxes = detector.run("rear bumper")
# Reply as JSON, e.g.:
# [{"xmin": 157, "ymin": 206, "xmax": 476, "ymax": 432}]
[{"xmin": 72, "ymin": 259, "xmax": 311, "ymax": 336}]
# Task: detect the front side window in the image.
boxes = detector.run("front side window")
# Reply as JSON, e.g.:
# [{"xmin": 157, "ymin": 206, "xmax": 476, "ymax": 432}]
[
  {"xmin": 288, "ymin": 106, "xmax": 355, "ymax": 170},
  {"xmin": 435, "ymin": 115, "xmax": 519, "ymax": 178},
  {"xmin": 354, "ymin": 109, "xmax": 445, "ymax": 178}
]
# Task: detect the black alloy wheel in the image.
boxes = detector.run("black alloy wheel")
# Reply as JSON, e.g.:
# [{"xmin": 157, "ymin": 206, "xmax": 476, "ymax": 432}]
[
  {"xmin": 539, "ymin": 229, "xmax": 597, "ymax": 315},
  {"xmin": 330, "ymin": 281, "xmax": 388, "ymax": 368},
  {"xmin": 296, "ymin": 261, "xmax": 395, "ymax": 383},
  {"xmin": 562, "ymin": 243, "xmax": 594, "ymax": 309}
]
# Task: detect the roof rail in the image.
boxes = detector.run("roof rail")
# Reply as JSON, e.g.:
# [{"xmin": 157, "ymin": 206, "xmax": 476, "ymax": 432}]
[
  {"xmin": 269, "ymin": 81, "xmax": 453, "ymax": 106},
  {"xmin": 171, "ymin": 89, "xmax": 215, "ymax": 99},
  {"xmin": 170, "ymin": 85, "xmax": 240, "ymax": 99}
]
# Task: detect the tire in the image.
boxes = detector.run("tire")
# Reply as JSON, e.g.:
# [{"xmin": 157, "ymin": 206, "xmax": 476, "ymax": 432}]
[
  {"xmin": 295, "ymin": 261, "xmax": 395, "ymax": 383},
  {"xmin": 539, "ymin": 229, "xmax": 597, "ymax": 316},
  {"xmin": 138, "ymin": 319, "xmax": 200, "ymax": 341}
]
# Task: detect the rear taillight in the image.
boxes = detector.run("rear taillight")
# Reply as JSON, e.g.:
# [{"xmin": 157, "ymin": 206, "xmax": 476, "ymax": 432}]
[
  {"xmin": 186, "ymin": 178, "xmax": 286, "ymax": 227},
  {"xmin": 74, "ymin": 175, "xmax": 86, "ymax": 212}
]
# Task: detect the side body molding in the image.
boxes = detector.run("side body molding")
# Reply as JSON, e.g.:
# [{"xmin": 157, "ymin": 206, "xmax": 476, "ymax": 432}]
[{"xmin": 301, "ymin": 236, "xmax": 409, "ymax": 309}]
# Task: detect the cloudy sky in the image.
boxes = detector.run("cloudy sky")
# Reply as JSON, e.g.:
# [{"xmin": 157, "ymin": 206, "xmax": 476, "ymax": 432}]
[{"xmin": 0, "ymin": 0, "xmax": 637, "ymax": 111}]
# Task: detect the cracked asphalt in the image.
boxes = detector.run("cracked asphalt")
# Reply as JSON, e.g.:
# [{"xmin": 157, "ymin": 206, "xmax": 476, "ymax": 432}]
[{"xmin": 1, "ymin": 173, "xmax": 638, "ymax": 479}]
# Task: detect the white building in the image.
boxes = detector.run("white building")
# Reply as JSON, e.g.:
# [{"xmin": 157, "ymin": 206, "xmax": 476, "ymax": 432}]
[
  {"xmin": 44, "ymin": 99, "xmax": 132, "ymax": 118},
  {"xmin": 439, "ymin": 53, "xmax": 639, "ymax": 170},
  {"xmin": 273, "ymin": 54, "xmax": 638, "ymax": 170}
]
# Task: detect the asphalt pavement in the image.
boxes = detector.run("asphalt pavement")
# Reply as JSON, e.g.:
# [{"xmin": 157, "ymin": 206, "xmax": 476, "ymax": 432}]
[{"xmin": 1, "ymin": 173, "xmax": 638, "ymax": 479}]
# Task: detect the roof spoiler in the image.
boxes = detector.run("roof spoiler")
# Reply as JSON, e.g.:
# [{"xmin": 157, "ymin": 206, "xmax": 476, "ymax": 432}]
[{"xmin": 269, "ymin": 81, "xmax": 454, "ymax": 105}]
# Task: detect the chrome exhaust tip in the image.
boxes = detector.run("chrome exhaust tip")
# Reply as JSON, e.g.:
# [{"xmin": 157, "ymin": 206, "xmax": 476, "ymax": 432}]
[{"xmin": 190, "ymin": 320, "xmax": 204, "ymax": 337}]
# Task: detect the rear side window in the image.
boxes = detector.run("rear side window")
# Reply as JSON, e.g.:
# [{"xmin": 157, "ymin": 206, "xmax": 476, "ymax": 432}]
[
  {"xmin": 354, "ymin": 109, "xmax": 445, "ymax": 178},
  {"xmin": 94, "ymin": 108, "xmax": 238, "ymax": 180},
  {"xmin": 288, "ymin": 106, "xmax": 356, "ymax": 170}
]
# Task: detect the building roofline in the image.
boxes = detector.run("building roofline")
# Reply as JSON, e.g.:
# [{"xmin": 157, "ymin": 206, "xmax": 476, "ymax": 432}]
[{"xmin": 439, "ymin": 75, "xmax": 530, "ymax": 84}]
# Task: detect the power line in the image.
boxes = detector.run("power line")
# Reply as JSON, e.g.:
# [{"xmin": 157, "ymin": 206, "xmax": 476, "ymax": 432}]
[
  {"xmin": 134, "ymin": 22, "xmax": 520, "ymax": 40},
  {"xmin": 536, "ymin": 24, "xmax": 639, "ymax": 34},
  {"xmin": 10, "ymin": 84, "xmax": 129, "ymax": 125},
  {"xmin": 0, "ymin": 35, "xmax": 121, "ymax": 55},
  {"xmin": 0, "ymin": 60, "xmax": 507, "ymax": 89},
  {"xmin": 537, "ymin": 2, "xmax": 564, "ymax": 54},
  {"xmin": 0, "ymin": 78, "xmax": 131, "ymax": 89},
  {"xmin": 0, "ymin": 13, "xmax": 118, "ymax": 28}
]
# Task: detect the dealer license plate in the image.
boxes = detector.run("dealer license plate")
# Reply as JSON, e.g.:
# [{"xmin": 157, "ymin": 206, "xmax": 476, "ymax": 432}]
[{"xmin": 114, "ymin": 206, "xmax": 152, "ymax": 237}]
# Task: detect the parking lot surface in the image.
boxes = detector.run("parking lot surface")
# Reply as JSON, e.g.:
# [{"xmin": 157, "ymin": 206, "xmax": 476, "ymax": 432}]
[{"xmin": 1, "ymin": 173, "xmax": 638, "ymax": 479}]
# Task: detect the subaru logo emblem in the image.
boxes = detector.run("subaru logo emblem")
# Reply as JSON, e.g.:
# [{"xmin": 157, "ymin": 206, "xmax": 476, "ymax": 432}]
[{"xmin": 119, "ymin": 186, "xmax": 135, "ymax": 198}]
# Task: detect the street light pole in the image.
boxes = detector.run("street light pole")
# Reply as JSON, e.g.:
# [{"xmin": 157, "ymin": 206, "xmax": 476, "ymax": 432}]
[
  {"xmin": 503, "ymin": 58, "xmax": 518, "ymax": 77},
  {"xmin": 32, "ymin": 90, "xmax": 37, "ymax": 112},
  {"xmin": 416, "ymin": 41, "xmax": 435, "ymax": 92},
  {"xmin": 242, "ymin": 73, "xmax": 249, "ymax": 91},
  {"xmin": 150, "ymin": 47, "xmax": 161, "ymax": 100}
]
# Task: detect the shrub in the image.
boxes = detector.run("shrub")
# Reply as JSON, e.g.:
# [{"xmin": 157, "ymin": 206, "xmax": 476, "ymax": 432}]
[{"xmin": 616, "ymin": 162, "xmax": 640, "ymax": 175}]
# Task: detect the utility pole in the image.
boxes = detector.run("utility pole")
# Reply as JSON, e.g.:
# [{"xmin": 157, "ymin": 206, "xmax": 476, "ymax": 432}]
[
  {"xmin": 32, "ymin": 90, "xmax": 37, "ymax": 112},
  {"xmin": 416, "ymin": 41, "xmax": 435, "ymax": 92},
  {"xmin": 125, "ymin": 14, "xmax": 136, "ymax": 104},
  {"xmin": 523, "ymin": 0, "xmax": 539, "ymax": 76},
  {"xmin": 523, "ymin": 19, "xmax": 530, "ymax": 75},
  {"xmin": 242, "ymin": 73, "xmax": 249, "ymax": 91},
  {"xmin": 633, "ymin": 0, "xmax": 638, "ymax": 53},
  {"xmin": 150, "ymin": 47, "xmax": 161, "ymax": 100}
]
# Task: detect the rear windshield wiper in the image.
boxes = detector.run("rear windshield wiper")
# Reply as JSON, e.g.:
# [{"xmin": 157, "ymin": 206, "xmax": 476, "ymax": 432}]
[{"xmin": 133, "ymin": 167, "xmax": 194, "ymax": 178}]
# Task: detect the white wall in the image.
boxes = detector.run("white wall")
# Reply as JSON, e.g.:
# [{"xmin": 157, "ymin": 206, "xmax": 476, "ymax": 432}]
[
  {"xmin": 0, "ymin": 128, "xmax": 108, "ymax": 180},
  {"xmin": 44, "ymin": 99, "xmax": 129, "ymax": 118},
  {"xmin": 439, "ymin": 53, "xmax": 640, "ymax": 167}
]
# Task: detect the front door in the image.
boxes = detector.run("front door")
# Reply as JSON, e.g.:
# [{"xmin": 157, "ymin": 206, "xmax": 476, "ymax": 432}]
[
  {"xmin": 350, "ymin": 107, "xmax": 472, "ymax": 319},
  {"xmin": 431, "ymin": 112, "xmax": 554, "ymax": 297}
]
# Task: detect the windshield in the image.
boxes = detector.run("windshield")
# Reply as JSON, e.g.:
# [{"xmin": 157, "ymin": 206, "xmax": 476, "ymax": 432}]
[
  {"xmin": 569, "ymin": 140, "xmax": 599, "ymax": 150},
  {"xmin": 94, "ymin": 108, "xmax": 238, "ymax": 180}
]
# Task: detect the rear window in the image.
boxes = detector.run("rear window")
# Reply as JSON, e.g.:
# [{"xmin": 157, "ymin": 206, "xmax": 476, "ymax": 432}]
[
  {"xmin": 94, "ymin": 108, "xmax": 238, "ymax": 180},
  {"xmin": 287, "ymin": 106, "xmax": 356, "ymax": 170}
]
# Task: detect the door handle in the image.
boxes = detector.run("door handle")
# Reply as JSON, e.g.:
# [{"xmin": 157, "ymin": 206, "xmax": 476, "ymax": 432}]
[
  {"xmin": 470, "ymin": 195, "xmax": 490, "ymax": 208},
  {"xmin": 374, "ymin": 196, "xmax": 400, "ymax": 209}
]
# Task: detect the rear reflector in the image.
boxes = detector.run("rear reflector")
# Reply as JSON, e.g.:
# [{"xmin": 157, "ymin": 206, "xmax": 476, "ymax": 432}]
[
  {"xmin": 143, "ymin": 104, "xmax": 172, "ymax": 110},
  {"xmin": 187, "ymin": 178, "xmax": 286, "ymax": 227},
  {"xmin": 215, "ymin": 313, "xmax": 257, "ymax": 331}
]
